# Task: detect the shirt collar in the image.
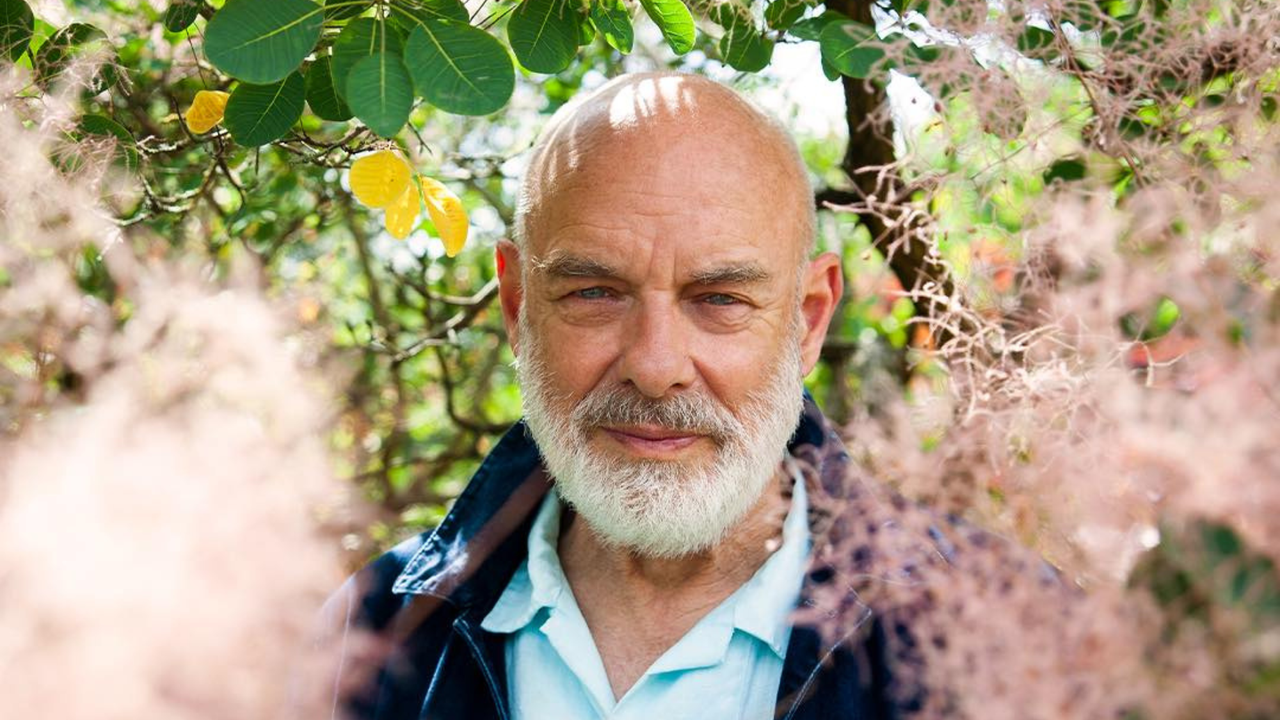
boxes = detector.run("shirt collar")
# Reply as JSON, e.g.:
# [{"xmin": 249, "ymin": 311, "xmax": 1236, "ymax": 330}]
[
  {"xmin": 479, "ymin": 461, "xmax": 811, "ymax": 662},
  {"xmin": 478, "ymin": 484, "xmax": 566, "ymax": 633},
  {"xmin": 732, "ymin": 457, "xmax": 810, "ymax": 656}
]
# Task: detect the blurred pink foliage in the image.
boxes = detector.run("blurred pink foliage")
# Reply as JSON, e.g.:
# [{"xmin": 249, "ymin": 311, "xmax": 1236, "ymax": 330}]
[{"xmin": 0, "ymin": 71, "xmax": 356, "ymax": 719}]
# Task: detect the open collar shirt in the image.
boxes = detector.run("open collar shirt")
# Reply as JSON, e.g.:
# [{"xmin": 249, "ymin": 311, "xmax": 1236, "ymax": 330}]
[{"xmin": 480, "ymin": 465, "xmax": 811, "ymax": 720}]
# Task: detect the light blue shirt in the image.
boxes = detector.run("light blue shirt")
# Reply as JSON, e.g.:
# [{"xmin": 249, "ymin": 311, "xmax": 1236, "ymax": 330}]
[{"xmin": 480, "ymin": 467, "xmax": 810, "ymax": 720}]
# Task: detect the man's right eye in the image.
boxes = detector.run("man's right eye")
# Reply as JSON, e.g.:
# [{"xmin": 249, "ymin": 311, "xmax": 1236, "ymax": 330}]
[{"xmin": 572, "ymin": 287, "xmax": 611, "ymax": 300}]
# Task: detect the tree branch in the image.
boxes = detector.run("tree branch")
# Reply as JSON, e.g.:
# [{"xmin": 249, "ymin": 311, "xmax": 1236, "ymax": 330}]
[{"xmin": 825, "ymin": 0, "xmax": 966, "ymax": 353}]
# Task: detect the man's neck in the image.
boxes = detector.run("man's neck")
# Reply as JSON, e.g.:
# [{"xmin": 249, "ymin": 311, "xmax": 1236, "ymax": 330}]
[{"xmin": 556, "ymin": 469, "xmax": 794, "ymax": 699}]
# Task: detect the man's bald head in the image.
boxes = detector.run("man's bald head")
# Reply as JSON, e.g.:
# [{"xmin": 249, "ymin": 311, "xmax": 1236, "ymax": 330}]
[{"xmin": 513, "ymin": 72, "xmax": 816, "ymax": 265}]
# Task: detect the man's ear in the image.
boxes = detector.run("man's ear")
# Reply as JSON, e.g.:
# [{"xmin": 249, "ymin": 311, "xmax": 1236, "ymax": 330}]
[
  {"xmin": 496, "ymin": 239, "xmax": 524, "ymax": 355},
  {"xmin": 798, "ymin": 252, "xmax": 844, "ymax": 375}
]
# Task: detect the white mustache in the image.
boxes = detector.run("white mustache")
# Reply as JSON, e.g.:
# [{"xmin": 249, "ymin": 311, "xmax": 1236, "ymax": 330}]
[{"xmin": 569, "ymin": 385, "xmax": 744, "ymax": 445}]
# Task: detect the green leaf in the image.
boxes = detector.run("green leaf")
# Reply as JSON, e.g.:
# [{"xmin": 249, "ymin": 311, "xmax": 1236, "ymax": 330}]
[
  {"xmin": 1044, "ymin": 157, "xmax": 1086, "ymax": 184},
  {"xmin": 589, "ymin": 0, "xmax": 633, "ymax": 54},
  {"xmin": 305, "ymin": 55, "xmax": 353, "ymax": 121},
  {"xmin": 819, "ymin": 19, "xmax": 883, "ymax": 79},
  {"xmin": 821, "ymin": 56, "xmax": 840, "ymax": 81},
  {"xmin": 1150, "ymin": 297, "xmax": 1180, "ymax": 339},
  {"xmin": 332, "ymin": 17, "xmax": 405, "ymax": 100},
  {"xmin": 722, "ymin": 31, "xmax": 772, "ymax": 71},
  {"xmin": 346, "ymin": 51, "xmax": 414, "ymax": 137},
  {"xmin": 1117, "ymin": 115, "xmax": 1147, "ymax": 140},
  {"xmin": 163, "ymin": 0, "xmax": 202, "ymax": 33},
  {"xmin": 78, "ymin": 114, "xmax": 138, "ymax": 171},
  {"xmin": 1017, "ymin": 25, "xmax": 1054, "ymax": 54},
  {"xmin": 204, "ymin": 0, "xmax": 322, "ymax": 84},
  {"xmin": 1133, "ymin": 518, "xmax": 1280, "ymax": 627},
  {"xmin": 507, "ymin": 0, "xmax": 579, "ymax": 74},
  {"xmin": 1100, "ymin": 18, "xmax": 1146, "ymax": 50},
  {"xmin": 388, "ymin": 0, "xmax": 469, "ymax": 30},
  {"xmin": 1120, "ymin": 296, "xmax": 1181, "ymax": 341},
  {"xmin": 1101, "ymin": 0, "xmax": 1140, "ymax": 18},
  {"xmin": 0, "ymin": 0, "xmax": 31, "ymax": 62},
  {"xmin": 639, "ymin": 0, "xmax": 694, "ymax": 55},
  {"xmin": 714, "ymin": 4, "xmax": 773, "ymax": 72},
  {"xmin": 575, "ymin": 8, "xmax": 595, "ymax": 47},
  {"xmin": 788, "ymin": 10, "xmax": 845, "ymax": 41},
  {"xmin": 35, "ymin": 24, "xmax": 117, "ymax": 94},
  {"xmin": 764, "ymin": 0, "xmax": 808, "ymax": 31},
  {"xmin": 224, "ymin": 71, "xmax": 306, "ymax": 146},
  {"xmin": 404, "ymin": 19, "xmax": 514, "ymax": 116},
  {"xmin": 903, "ymin": 41, "xmax": 940, "ymax": 65},
  {"xmin": 325, "ymin": 0, "xmax": 371, "ymax": 21}
]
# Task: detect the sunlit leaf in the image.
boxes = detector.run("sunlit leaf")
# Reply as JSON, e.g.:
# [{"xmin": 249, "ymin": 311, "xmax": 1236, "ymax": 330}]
[
  {"xmin": 639, "ymin": 0, "xmax": 694, "ymax": 55},
  {"xmin": 384, "ymin": 180, "xmax": 421, "ymax": 239},
  {"xmin": 349, "ymin": 149, "xmax": 411, "ymax": 208},
  {"xmin": 184, "ymin": 89, "xmax": 229, "ymax": 133},
  {"xmin": 420, "ymin": 176, "xmax": 468, "ymax": 256},
  {"xmin": 589, "ymin": 0, "xmax": 633, "ymax": 54},
  {"xmin": 576, "ymin": 8, "xmax": 595, "ymax": 46}
]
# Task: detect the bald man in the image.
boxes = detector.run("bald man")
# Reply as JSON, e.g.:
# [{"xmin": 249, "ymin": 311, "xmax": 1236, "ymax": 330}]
[{"xmin": 323, "ymin": 73, "xmax": 889, "ymax": 720}]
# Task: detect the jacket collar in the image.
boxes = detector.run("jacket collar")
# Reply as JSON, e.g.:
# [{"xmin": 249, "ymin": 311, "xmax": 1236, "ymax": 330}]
[
  {"xmin": 390, "ymin": 393, "xmax": 853, "ymax": 614},
  {"xmin": 390, "ymin": 418, "xmax": 548, "ymax": 605}
]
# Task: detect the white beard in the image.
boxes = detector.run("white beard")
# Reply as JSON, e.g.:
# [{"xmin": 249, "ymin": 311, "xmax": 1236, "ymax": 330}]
[{"xmin": 516, "ymin": 309, "xmax": 805, "ymax": 558}]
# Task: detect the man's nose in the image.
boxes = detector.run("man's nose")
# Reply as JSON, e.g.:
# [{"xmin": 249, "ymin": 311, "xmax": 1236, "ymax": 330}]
[{"xmin": 617, "ymin": 298, "xmax": 696, "ymax": 399}]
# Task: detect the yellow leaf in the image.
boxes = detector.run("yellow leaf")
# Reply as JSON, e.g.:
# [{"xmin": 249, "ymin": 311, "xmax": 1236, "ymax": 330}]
[
  {"xmin": 184, "ymin": 90, "xmax": 229, "ymax": 134},
  {"xmin": 384, "ymin": 180, "xmax": 421, "ymax": 240},
  {"xmin": 419, "ymin": 176, "xmax": 468, "ymax": 257},
  {"xmin": 349, "ymin": 150, "xmax": 411, "ymax": 208}
]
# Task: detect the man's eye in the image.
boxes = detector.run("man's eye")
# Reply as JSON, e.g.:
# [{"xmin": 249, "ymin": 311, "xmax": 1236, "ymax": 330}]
[
  {"xmin": 702, "ymin": 293, "xmax": 740, "ymax": 306},
  {"xmin": 573, "ymin": 287, "xmax": 611, "ymax": 300}
]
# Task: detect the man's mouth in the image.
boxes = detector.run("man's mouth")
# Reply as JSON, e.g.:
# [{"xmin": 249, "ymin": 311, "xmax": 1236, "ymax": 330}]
[{"xmin": 599, "ymin": 425, "xmax": 705, "ymax": 454}]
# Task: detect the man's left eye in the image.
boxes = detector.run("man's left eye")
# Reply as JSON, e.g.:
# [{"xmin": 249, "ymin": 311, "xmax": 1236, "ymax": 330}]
[
  {"xmin": 702, "ymin": 293, "xmax": 740, "ymax": 306},
  {"xmin": 573, "ymin": 287, "xmax": 612, "ymax": 300}
]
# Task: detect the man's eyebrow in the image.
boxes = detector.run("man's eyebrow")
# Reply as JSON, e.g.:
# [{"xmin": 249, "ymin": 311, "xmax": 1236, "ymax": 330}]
[
  {"xmin": 688, "ymin": 263, "xmax": 772, "ymax": 285},
  {"xmin": 531, "ymin": 254, "xmax": 620, "ymax": 279}
]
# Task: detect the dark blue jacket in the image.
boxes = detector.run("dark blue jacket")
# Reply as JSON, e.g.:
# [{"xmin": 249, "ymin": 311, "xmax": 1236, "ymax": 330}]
[{"xmin": 321, "ymin": 396, "xmax": 920, "ymax": 719}]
